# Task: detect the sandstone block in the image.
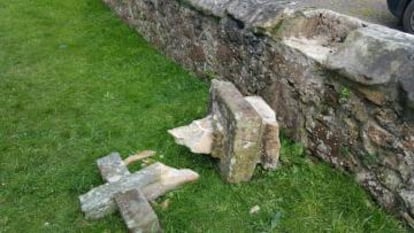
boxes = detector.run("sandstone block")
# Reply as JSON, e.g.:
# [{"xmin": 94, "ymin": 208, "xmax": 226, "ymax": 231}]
[
  {"xmin": 115, "ymin": 189, "xmax": 162, "ymax": 233},
  {"xmin": 140, "ymin": 166, "xmax": 199, "ymax": 201},
  {"xmin": 79, "ymin": 162, "xmax": 199, "ymax": 219},
  {"xmin": 245, "ymin": 96, "xmax": 280, "ymax": 169},
  {"xmin": 326, "ymin": 26, "xmax": 414, "ymax": 87},
  {"xmin": 168, "ymin": 116, "xmax": 213, "ymax": 154},
  {"xmin": 210, "ymin": 79, "xmax": 263, "ymax": 183},
  {"xmin": 97, "ymin": 152, "xmax": 130, "ymax": 183},
  {"xmin": 169, "ymin": 80, "xmax": 281, "ymax": 182},
  {"xmin": 79, "ymin": 163, "xmax": 163, "ymax": 220}
]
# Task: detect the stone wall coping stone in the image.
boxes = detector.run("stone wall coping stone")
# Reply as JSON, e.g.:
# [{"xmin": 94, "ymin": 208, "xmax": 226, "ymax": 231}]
[{"xmin": 181, "ymin": 0, "xmax": 414, "ymax": 111}]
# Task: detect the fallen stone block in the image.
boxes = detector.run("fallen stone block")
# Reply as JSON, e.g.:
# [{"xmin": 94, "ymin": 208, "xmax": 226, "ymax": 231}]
[
  {"xmin": 210, "ymin": 79, "xmax": 263, "ymax": 183},
  {"xmin": 99, "ymin": 153, "xmax": 163, "ymax": 232},
  {"xmin": 80, "ymin": 162, "xmax": 163, "ymax": 220},
  {"xmin": 169, "ymin": 79, "xmax": 281, "ymax": 183},
  {"xmin": 115, "ymin": 189, "xmax": 162, "ymax": 233},
  {"xmin": 210, "ymin": 79, "xmax": 282, "ymax": 182},
  {"xmin": 79, "ymin": 162, "xmax": 199, "ymax": 220}
]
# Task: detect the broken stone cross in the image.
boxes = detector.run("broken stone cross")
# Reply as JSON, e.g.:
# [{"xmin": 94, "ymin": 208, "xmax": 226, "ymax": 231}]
[
  {"xmin": 169, "ymin": 79, "xmax": 281, "ymax": 183},
  {"xmin": 79, "ymin": 152, "xmax": 199, "ymax": 233}
]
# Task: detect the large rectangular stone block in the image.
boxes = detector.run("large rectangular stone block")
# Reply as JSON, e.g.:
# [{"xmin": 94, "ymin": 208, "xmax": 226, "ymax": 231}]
[
  {"xmin": 79, "ymin": 162, "xmax": 199, "ymax": 220},
  {"xmin": 115, "ymin": 189, "xmax": 162, "ymax": 233},
  {"xmin": 210, "ymin": 79, "xmax": 263, "ymax": 183},
  {"xmin": 79, "ymin": 163, "xmax": 163, "ymax": 220}
]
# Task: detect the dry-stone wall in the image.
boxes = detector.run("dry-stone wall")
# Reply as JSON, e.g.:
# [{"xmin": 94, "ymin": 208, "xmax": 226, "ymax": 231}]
[{"xmin": 103, "ymin": 0, "xmax": 414, "ymax": 227}]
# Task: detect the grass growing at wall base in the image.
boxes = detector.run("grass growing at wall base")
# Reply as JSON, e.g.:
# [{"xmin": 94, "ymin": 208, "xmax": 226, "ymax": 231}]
[{"xmin": 0, "ymin": 0, "xmax": 410, "ymax": 232}]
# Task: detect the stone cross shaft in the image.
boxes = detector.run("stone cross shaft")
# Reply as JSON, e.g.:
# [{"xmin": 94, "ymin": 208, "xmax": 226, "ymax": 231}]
[{"xmin": 169, "ymin": 79, "xmax": 281, "ymax": 183}]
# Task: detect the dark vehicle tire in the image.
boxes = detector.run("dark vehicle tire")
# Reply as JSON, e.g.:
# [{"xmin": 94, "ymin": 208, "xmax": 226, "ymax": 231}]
[{"xmin": 403, "ymin": 1, "xmax": 414, "ymax": 34}]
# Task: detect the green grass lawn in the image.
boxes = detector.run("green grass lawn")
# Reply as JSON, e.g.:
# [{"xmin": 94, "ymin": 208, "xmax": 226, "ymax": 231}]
[{"xmin": 0, "ymin": 0, "xmax": 410, "ymax": 232}]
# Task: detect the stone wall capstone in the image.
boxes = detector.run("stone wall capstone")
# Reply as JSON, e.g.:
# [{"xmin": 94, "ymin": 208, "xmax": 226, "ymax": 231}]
[{"xmin": 103, "ymin": 0, "xmax": 414, "ymax": 227}]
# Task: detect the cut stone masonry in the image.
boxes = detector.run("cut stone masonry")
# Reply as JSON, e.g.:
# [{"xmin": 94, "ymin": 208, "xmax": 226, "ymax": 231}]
[
  {"xmin": 103, "ymin": 0, "xmax": 414, "ymax": 227},
  {"xmin": 169, "ymin": 79, "xmax": 280, "ymax": 183},
  {"xmin": 79, "ymin": 152, "xmax": 199, "ymax": 232}
]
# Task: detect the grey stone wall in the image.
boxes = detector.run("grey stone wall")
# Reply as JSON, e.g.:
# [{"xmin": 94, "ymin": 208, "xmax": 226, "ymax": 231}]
[{"xmin": 103, "ymin": 0, "xmax": 414, "ymax": 227}]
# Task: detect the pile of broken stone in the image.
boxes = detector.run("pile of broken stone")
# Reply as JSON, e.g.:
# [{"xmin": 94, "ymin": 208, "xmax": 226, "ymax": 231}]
[{"xmin": 79, "ymin": 79, "xmax": 281, "ymax": 232}]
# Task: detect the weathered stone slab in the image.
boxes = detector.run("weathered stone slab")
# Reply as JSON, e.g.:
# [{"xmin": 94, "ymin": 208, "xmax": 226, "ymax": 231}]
[
  {"xmin": 168, "ymin": 115, "xmax": 214, "ymax": 154},
  {"xmin": 245, "ymin": 96, "xmax": 280, "ymax": 169},
  {"xmin": 115, "ymin": 189, "xmax": 162, "ymax": 233},
  {"xmin": 210, "ymin": 79, "xmax": 262, "ymax": 183},
  {"xmin": 79, "ymin": 162, "xmax": 199, "ymax": 220},
  {"xmin": 169, "ymin": 81, "xmax": 281, "ymax": 179},
  {"xmin": 326, "ymin": 25, "xmax": 414, "ymax": 87},
  {"xmin": 183, "ymin": 0, "xmax": 232, "ymax": 17},
  {"xmin": 226, "ymin": 0, "xmax": 289, "ymax": 28},
  {"xmin": 80, "ymin": 162, "xmax": 163, "ymax": 220},
  {"xmin": 97, "ymin": 152, "xmax": 130, "ymax": 183}
]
